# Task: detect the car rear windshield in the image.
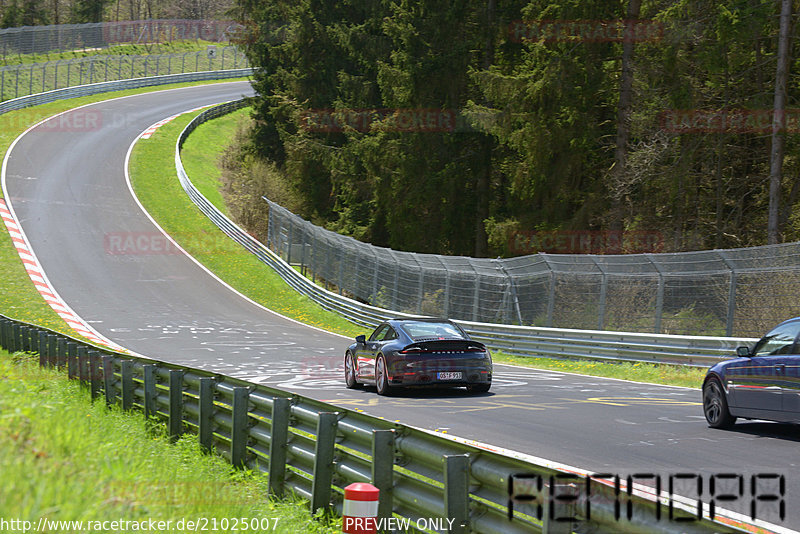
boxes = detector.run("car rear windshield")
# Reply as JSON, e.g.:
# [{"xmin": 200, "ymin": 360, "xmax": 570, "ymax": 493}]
[{"xmin": 401, "ymin": 321, "xmax": 464, "ymax": 340}]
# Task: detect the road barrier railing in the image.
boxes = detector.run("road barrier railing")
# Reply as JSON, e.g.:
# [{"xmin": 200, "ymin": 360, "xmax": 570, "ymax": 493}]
[
  {"xmin": 0, "ymin": 313, "xmax": 753, "ymax": 534},
  {"xmin": 176, "ymin": 101, "xmax": 758, "ymax": 367},
  {"xmin": 0, "ymin": 67, "xmax": 252, "ymax": 116}
]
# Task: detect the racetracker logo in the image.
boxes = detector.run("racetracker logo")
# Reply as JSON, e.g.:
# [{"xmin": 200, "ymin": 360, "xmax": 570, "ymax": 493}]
[
  {"xmin": 37, "ymin": 109, "xmax": 103, "ymax": 132},
  {"xmin": 103, "ymin": 232, "xmax": 240, "ymax": 256},
  {"xmin": 660, "ymin": 109, "xmax": 800, "ymax": 134},
  {"xmin": 509, "ymin": 20, "xmax": 663, "ymax": 43},
  {"xmin": 509, "ymin": 230, "xmax": 664, "ymax": 255},
  {"xmin": 300, "ymin": 109, "xmax": 458, "ymax": 133}
]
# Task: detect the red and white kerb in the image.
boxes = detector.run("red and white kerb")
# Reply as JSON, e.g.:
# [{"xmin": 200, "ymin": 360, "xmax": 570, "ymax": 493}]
[
  {"xmin": 341, "ymin": 482, "xmax": 380, "ymax": 534},
  {"xmin": 0, "ymin": 198, "xmax": 124, "ymax": 351}
]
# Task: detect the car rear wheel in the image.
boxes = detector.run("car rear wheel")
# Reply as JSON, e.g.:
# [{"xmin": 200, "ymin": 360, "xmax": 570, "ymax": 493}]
[
  {"xmin": 467, "ymin": 383, "xmax": 491, "ymax": 394},
  {"xmin": 703, "ymin": 377, "xmax": 736, "ymax": 429},
  {"xmin": 345, "ymin": 352, "xmax": 359, "ymax": 389},
  {"xmin": 375, "ymin": 355, "xmax": 394, "ymax": 396}
]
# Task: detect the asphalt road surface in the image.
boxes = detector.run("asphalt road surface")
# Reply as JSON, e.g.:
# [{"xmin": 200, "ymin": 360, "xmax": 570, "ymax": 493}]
[{"xmin": 4, "ymin": 81, "xmax": 799, "ymax": 532}]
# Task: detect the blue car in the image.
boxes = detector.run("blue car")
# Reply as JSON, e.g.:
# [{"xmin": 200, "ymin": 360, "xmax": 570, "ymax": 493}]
[
  {"xmin": 344, "ymin": 318, "xmax": 492, "ymax": 395},
  {"xmin": 703, "ymin": 317, "xmax": 800, "ymax": 428}
]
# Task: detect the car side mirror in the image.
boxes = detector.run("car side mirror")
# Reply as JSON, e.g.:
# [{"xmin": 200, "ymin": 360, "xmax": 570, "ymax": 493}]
[
  {"xmin": 736, "ymin": 346, "xmax": 751, "ymax": 358},
  {"xmin": 356, "ymin": 335, "xmax": 366, "ymax": 345}
]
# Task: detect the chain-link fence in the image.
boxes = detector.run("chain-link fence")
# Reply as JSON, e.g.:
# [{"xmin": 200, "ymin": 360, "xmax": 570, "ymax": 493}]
[
  {"xmin": 0, "ymin": 19, "xmax": 238, "ymax": 59},
  {"xmin": 265, "ymin": 198, "xmax": 800, "ymax": 338},
  {"xmin": 0, "ymin": 46, "xmax": 248, "ymax": 101}
]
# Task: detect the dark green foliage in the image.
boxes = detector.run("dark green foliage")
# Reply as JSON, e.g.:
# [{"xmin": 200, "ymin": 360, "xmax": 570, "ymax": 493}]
[{"xmin": 233, "ymin": 0, "xmax": 800, "ymax": 256}]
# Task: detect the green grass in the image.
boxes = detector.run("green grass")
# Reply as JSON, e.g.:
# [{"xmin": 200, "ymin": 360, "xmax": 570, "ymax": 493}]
[
  {"xmin": 146, "ymin": 105, "xmax": 711, "ymax": 389},
  {"xmin": 0, "ymin": 45, "xmax": 248, "ymax": 102},
  {"xmin": 0, "ymin": 351, "xmax": 339, "ymax": 533},
  {"xmin": 181, "ymin": 107, "xmax": 250, "ymax": 216},
  {"xmin": 130, "ymin": 113, "xmax": 363, "ymax": 338},
  {"xmin": 0, "ymin": 78, "xmax": 249, "ymax": 339},
  {"xmin": 1, "ymin": 40, "xmax": 225, "ymax": 66}
]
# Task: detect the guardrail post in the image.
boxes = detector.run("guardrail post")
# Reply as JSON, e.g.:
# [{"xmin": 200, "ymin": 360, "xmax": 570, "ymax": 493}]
[
  {"xmin": 89, "ymin": 351, "xmax": 101, "ymax": 400},
  {"xmin": 103, "ymin": 355, "xmax": 116, "ymax": 406},
  {"xmin": 198, "ymin": 377, "xmax": 216, "ymax": 451},
  {"xmin": 168, "ymin": 370, "xmax": 184, "ymax": 440},
  {"xmin": 47, "ymin": 334, "xmax": 57, "ymax": 367},
  {"xmin": 66, "ymin": 342, "xmax": 78, "ymax": 379},
  {"xmin": 121, "ymin": 360, "xmax": 134, "ymax": 411},
  {"xmin": 29, "ymin": 327, "xmax": 39, "ymax": 354},
  {"xmin": 372, "ymin": 430, "xmax": 395, "ymax": 521},
  {"xmin": 444, "ymin": 455, "xmax": 470, "ymax": 534},
  {"xmin": 56, "ymin": 337, "xmax": 65, "ymax": 368},
  {"xmin": 268, "ymin": 397, "xmax": 290, "ymax": 497},
  {"xmin": 77, "ymin": 346, "xmax": 88, "ymax": 386},
  {"xmin": 311, "ymin": 411, "xmax": 338, "ymax": 512},
  {"xmin": 231, "ymin": 387, "xmax": 250, "ymax": 469},
  {"xmin": 143, "ymin": 365, "xmax": 157, "ymax": 419},
  {"xmin": 21, "ymin": 325, "xmax": 30, "ymax": 352},
  {"xmin": 12, "ymin": 323, "xmax": 21, "ymax": 352},
  {"xmin": 0, "ymin": 319, "xmax": 7, "ymax": 351},
  {"xmin": 38, "ymin": 331, "xmax": 48, "ymax": 367}
]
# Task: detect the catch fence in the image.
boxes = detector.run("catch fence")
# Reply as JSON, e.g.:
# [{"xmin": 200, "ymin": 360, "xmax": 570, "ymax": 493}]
[
  {"xmin": 266, "ymin": 201, "xmax": 800, "ymax": 339},
  {"xmin": 0, "ymin": 19, "xmax": 237, "ymax": 58},
  {"xmin": 0, "ymin": 46, "xmax": 248, "ymax": 102}
]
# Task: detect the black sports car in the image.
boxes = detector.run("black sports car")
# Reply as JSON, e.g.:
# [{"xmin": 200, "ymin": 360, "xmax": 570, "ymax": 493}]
[
  {"xmin": 344, "ymin": 318, "xmax": 492, "ymax": 395},
  {"xmin": 703, "ymin": 317, "xmax": 800, "ymax": 428}
]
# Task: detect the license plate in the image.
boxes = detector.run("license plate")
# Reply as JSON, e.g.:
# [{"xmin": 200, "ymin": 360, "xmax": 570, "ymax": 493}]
[{"xmin": 437, "ymin": 371, "xmax": 462, "ymax": 380}]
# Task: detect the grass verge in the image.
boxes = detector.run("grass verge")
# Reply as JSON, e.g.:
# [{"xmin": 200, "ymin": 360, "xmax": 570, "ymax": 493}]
[
  {"xmin": 131, "ymin": 112, "xmax": 363, "ymax": 338},
  {"xmin": 0, "ymin": 78, "xmax": 248, "ymax": 338},
  {"xmin": 0, "ymin": 351, "xmax": 339, "ymax": 533},
  {"xmin": 150, "ymin": 105, "xmax": 711, "ymax": 389}
]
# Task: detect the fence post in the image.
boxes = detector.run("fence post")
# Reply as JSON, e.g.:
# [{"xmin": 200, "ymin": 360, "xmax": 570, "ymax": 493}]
[
  {"xmin": 590, "ymin": 257, "xmax": 608, "ymax": 330},
  {"xmin": 647, "ymin": 255, "xmax": 666, "ymax": 334},
  {"xmin": 231, "ymin": 387, "xmax": 251, "ymax": 469},
  {"xmin": 0, "ymin": 319, "xmax": 7, "ymax": 351},
  {"xmin": 77, "ymin": 345, "xmax": 88, "ymax": 385},
  {"xmin": 718, "ymin": 251, "xmax": 737, "ymax": 337},
  {"xmin": 20, "ymin": 325, "xmax": 30, "ymax": 352},
  {"xmin": 444, "ymin": 455, "xmax": 470, "ymax": 534},
  {"xmin": 121, "ymin": 360, "xmax": 134, "ymax": 411},
  {"xmin": 67, "ymin": 342, "xmax": 78, "ymax": 379},
  {"xmin": 143, "ymin": 365, "xmax": 157, "ymax": 419},
  {"xmin": 372, "ymin": 430, "xmax": 395, "ymax": 521},
  {"xmin": 46, "ymin": 334, "xmax": 56, "ymax": 367},
  {"xmin": 169, "ymin": 369, "xmax": 184, "ymax": 440},
  {"xmin": 103, "ymin": 355, "xmax": 116, "ymax": 406},
  {"xmin": 268, "ymin": 397, "xmax": 291, "ymax": 497},
  {"xmin": 89, "ymin": 351, "xmax": 101, "ymax": 400},
  {"xmin": 311, "ymin": 412, "xmax": 338, "ymax": 512},
  {"xmin": 56, "ymin": 337, "xmax": 67, "ymax": 368},
  {"xmin": 198, "ymin": 377, "xmax": 216, "ymax": 451},
  {"xmin": 37, "ymin": 331, "xmax": 47, "ymax": 367}
]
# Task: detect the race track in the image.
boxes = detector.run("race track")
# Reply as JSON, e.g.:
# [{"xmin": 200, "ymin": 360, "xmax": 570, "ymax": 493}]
[{"xmin": 3, "ymin": 81, "xmax": 798, "ymax": 532}]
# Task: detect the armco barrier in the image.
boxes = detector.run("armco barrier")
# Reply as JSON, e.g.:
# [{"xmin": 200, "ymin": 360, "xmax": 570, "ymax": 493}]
[
  {"xmin": 176, "ymin": 101, "xmax": 758, "ymax": 366},
  {"xmin": 0, "ymin": 68, "xmax": 252, "ymax": 116},
  {"xmin": 0, "ymin": 313, "xmax": 753, "ymax": 534}
]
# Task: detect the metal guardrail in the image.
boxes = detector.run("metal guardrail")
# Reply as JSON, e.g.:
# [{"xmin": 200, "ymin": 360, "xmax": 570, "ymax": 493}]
[
  {"xmin": 176, "ymin": 101, "xmax": 758, "ymax": 367},
  {"xmin": 0, "ymin": 68, "xmax": 252, "ymax": 116},
  {"xmin": 0, "ymin": 47, "xmax": 249, "ymax": 102},
  {"xmin": 0, "ymin": 313, "xmax": 753, "ymax": 534}
]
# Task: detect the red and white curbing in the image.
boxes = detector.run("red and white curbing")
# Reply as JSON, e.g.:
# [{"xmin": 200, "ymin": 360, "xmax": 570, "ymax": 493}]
[
  {"xmin": 0, "ymin": 198, "xmax": 125, "ymax": 351},
  {"xmin": 139, "ymin": 103, "xmax": 220, "ymax": 139}
]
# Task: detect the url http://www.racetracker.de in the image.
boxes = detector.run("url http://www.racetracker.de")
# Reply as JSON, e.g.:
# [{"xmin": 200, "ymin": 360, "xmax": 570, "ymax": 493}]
[{"xmin": 0, "ymin": 517, "xmax": 283, "ymax": 532}]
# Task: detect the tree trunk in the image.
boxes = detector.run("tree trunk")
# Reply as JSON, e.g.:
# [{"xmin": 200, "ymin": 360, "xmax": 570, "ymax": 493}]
[
  {"xmin": 474, "ymin": 0, "xmax": 495, "ymax": 258},
  {"xmin": 609, "ymin": 0, "xmax": 641, "ymax": 232},
  {"xmin": 768, "ymin": 0, "xmax": 793, "ymax": 244}
]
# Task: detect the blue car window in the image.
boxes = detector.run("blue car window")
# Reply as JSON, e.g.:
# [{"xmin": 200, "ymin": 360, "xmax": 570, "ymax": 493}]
[
  {"xmin": 369, "ymin": 324, "xmax": 389, "ymax": 342},
  {"xmin": 380, "ymin": 327, "xmax": 398, "ymax": 341},
  {"xmin": 752, "ymin": 321, "xmax": 800, "ymax": 356}
]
